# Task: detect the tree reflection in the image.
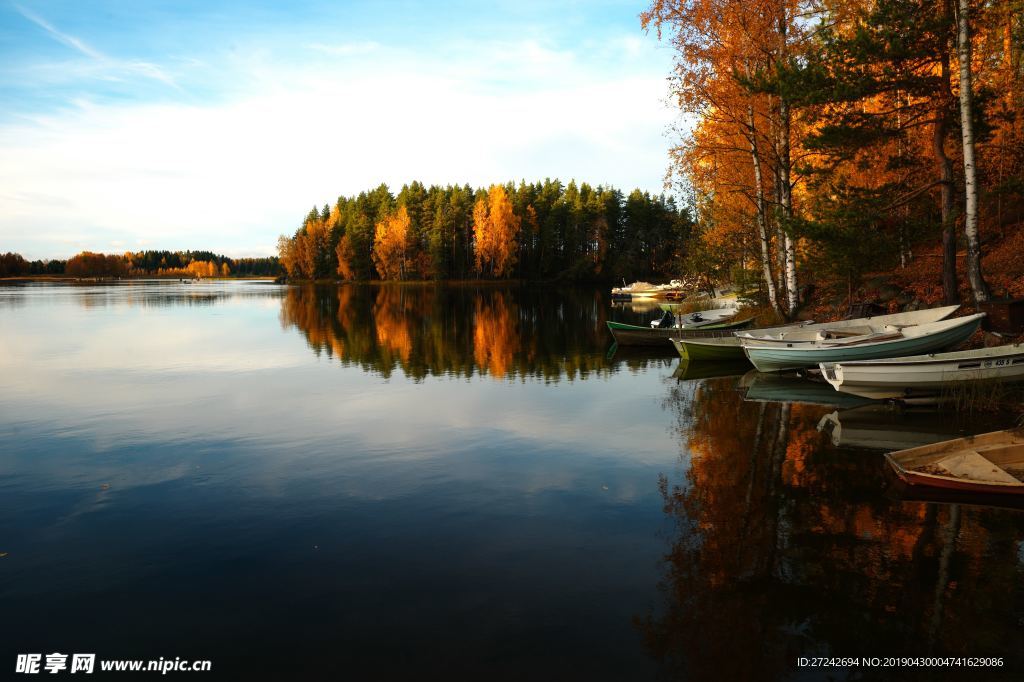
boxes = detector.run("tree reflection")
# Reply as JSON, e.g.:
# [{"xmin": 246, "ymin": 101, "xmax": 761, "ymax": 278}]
[
  {"xmin": 278, "ymin": 283, "xmax": 672, "ymax": 381},
  {"xmin": 472, "ymin": 291, "xmax": 519, "ymax": 378},
  {"xmin": 642, "ymin": 377, "xmax": 1024, "ymax": 680}
]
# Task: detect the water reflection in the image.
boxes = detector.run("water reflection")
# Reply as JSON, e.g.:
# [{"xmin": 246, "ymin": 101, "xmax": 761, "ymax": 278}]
[
  {"xmin": 278, "ymin": 283, "xmax": 670, "ymax": 381},
  {"xmin": 0, "ymin": 279, "xmax": 283, "ymax": 308},
  {"xmin": 645, "ymin": 375, "xmax": 1024, "ymax": 680},
  {"xmin": 4, "ymin": 281, "xmax": 1024, "ymax": 679},
  {"xmin": 817, "ymin": 404, "xmax": 973, "ymax": 451}
]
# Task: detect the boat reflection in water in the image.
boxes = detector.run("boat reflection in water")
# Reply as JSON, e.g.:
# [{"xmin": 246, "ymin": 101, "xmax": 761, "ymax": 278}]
[
  {"xmin": 644, "ymin": 373, "xmax": 1024, "ymax": 680},
  {"xmin": 739, "ymin": 370, "xmax": 873, "ymax": 408},
  {"xmin": 815, "ymin": 404, "xmax": 981, "ymax": 451},
  {"xmin": 671, "ymin": 359, "xmax": 751, "ymax": 381}
]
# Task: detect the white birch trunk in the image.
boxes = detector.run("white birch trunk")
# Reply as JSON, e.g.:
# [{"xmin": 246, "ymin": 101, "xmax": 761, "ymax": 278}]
[
  {"xmin": 747, "ymin": 103, "xmax": 781, "ymax": 316},
  {"xmin": 956, "ymin": 0, "xmax": 990, "ymax": 303},
  {"xmin": 777, "ymin": 96, "xmax": 799, "ymax": 316},
  {"xmin": 775, "ymin": 10, "xmax": 799, "ymax": 317}
]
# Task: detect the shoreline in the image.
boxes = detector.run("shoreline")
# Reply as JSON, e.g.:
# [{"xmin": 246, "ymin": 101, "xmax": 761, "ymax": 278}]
[{"xmin": 0, "ymin": 275, "xmax": 279, "ymax": 283}]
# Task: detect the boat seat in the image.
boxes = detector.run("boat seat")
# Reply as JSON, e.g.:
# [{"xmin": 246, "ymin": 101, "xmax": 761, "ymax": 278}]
[
  {"xmin": 815, "ymin": 325, "xmax": 875, "ymax": 339},
  {"xmin": 935, "ymin": 451, "xmax": 1024, "ymax": 485},
  {"xmin": 815, "ymin": 331, "xmax": 903, "ymax": 346}
]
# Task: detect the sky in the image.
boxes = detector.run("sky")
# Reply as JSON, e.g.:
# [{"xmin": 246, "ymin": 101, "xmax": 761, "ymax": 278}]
[{"xmin": 0, "ymin": 0, "xmax": 679, "ymax": 259}]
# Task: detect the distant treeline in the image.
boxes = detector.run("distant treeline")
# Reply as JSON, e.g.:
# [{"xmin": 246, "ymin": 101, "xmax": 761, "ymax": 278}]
[
  {"xmin": 1, "ymin": 252, "xmax": 65, "ymax": 276},
  {"xmin": 0, "ymin": 250, "xmax": 281, "ymax": 278},
  {"xmin": 278, "ymin": 180, "xmax": 693, "ymax": 282}
]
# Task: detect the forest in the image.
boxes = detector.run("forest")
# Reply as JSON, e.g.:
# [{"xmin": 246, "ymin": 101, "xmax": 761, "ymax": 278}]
[
  {"xmin": 276, "ymin": 180, "xmax": 693, "ymax": 283},
  {"xmin": 641, "ymin": 0, "xmax": 1024, "ymax": 317},
  {"xmin": 0, "ymin": 250, "xmax": 281, "ymax": 278}
]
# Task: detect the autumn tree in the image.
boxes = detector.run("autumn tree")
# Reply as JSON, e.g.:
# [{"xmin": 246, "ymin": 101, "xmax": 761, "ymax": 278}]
[
  {"xmin": 472, "ymin": 184, "xmax": 520, "ymax": 278},
  {"xmin": 643, "ymin": 0, "xmax": 811, "ymax": 316},
  {"xmin": 65, "ymin": 252, "xmax": 128, "ymax": 278},
  {"xmin": 280, "ymin": 179, "xmax": 691, "ymax": 283},
  {"xmin": 372, "ymin": 205, "xmax": 413, "ymax": 280}
]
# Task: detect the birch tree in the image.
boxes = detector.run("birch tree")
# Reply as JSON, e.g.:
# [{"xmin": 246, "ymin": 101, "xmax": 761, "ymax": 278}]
[{"xmin": 956, "ymin": 0, "xmax": 990, "ymax": 303}]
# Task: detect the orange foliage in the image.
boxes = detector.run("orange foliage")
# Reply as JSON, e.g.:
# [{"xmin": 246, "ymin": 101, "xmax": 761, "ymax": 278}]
[
  {"xmin": 336, "ymin": 234, "xmax": 357, "ymax": 280},
  {"xmin": 372, "ymin": 206, "xmax": 412, "ymax": 280},
  {"xmin": 298, "ymin": 217, "xmax": 331, "ymax": 279},
  {"xmin": 472, "ymin": 185, "xmax": 520, "ymax": 278},
  {"xmin": 373, "ymin": 286, "xmax": 413, "ymax": 363},
  {"xmin": 472, "ymin": 292, "xmax": 519, "ymax": 378},
  {"xmin": 65, "ymin": 252, "xmax": 127, "ymax": 278},
  {"xmin": 186, "ymin": 260, "xmax": 219, "ymax": 278}
]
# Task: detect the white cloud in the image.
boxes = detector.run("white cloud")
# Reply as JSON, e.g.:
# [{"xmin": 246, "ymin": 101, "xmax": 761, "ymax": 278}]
[{"xmin": 0, "ymin": 37, "xmax": 675, "ymax": 259}]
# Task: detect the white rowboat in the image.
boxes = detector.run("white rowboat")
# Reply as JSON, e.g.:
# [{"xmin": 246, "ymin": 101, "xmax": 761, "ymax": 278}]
[
  {"xmin": 650, "ymin": 306, "xmax": 739, "ymax": 329},
  {"xmin": 820, "ymin": 343, "xmax": 1024, "ymax": 400},
  {"xmin": 741, "ymin": 313, "xmax": 985, "ymax": 373},
  {"xmin": 675, "ymin": 306, "xmax": 960, "ymax": 363},
  {"xmin": 736, "ymin": 305, "xmax": 960, "ymax": 344}
]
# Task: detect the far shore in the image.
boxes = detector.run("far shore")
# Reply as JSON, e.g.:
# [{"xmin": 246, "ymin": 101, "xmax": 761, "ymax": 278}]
[{"xmin": 0, "ymin": 275, "xmax": 279, "ymax": 283}]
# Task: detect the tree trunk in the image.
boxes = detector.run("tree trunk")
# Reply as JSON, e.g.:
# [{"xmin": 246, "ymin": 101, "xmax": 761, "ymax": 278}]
[
  {"xmin": 775, "ymin": 12, "xmax": 798, "ymax": 317},
  {"xmin": 773, "ymin": 172, "xmax": 786, "ymax": 302},
  {"xmin": 934, "ymin": 50, "xmax": 960, "ymax": 305},
  {"xmin": 777, "ymin": 96, "xmax": 799, "ymax": 316},
  {"xmin": 747, "ymin": 103, "xmax": 782, "ymax": 316},
  {"xmin": 956, "ymin": 0, "xmax": 990, "ymax": 304}
]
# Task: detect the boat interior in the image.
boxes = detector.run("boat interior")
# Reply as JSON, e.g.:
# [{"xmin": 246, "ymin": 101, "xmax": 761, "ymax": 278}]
[
  {"xmin": 894, "ymin": 432, "xmax": 1024, "ymax": 484},
  {"xmin": 741, "ymin": 314, "xmax": 983, "ymax": 347},
  {"xmin": 736, "ymin": 305, "xmax": 962, "ymax": 343},
  {"xmin": 838, "ymin": 342, "xmax": 1024, "ymax": 365}
]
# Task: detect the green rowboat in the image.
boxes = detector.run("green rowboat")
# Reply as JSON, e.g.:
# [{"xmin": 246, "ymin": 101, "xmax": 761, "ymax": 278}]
[
  {"xmin": 606, "ymin": 317, "xmax": 754, "ymax": 347},
  {"xmin": 671, "ymin": 336, "xmax": 746, "ymax": 361}
]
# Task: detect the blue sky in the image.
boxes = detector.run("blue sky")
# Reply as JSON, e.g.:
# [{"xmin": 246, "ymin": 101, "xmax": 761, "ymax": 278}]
[{"xmin": 0, "ymin": 1, "xmax": 677, "ymax": 259}]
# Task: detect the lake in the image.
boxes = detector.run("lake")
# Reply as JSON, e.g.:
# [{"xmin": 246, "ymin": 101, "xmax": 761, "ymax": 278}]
[{"xmin": 2, "ymin": 280, "xmax": 1023, "ymax": 680}]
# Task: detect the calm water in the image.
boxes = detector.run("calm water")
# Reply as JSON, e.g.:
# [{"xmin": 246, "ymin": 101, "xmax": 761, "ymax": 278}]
[{"xmin": 2, "ymin": 281, "xmax": 1023, "ymax": 680}]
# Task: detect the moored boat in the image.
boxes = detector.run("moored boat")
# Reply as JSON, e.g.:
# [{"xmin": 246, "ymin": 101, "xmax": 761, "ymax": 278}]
[
  {"xmin": 820, "ymin": 343, "xmax": 1024, "ymax": 400},
  {"xmin": 738, "ymin": 305, "xmax": 960, "ymax": 343},
  {"xmin": 672, "ymin": 336, "xmax": 747, "ymax": 361},
  {"xmin": 741, "ymin": 313, "xmax": 984, "ymax": 373},
  {"xmin": 606, "ymin": 317, "xmax": 754, "ymax": 347},
  {"xmin": 885, "ymin": 429, "xmax": 1024, "ymax": 494},
  {"xmin": 611, "ymin": 279, "xmax": 688, "ymax": 300},
  {"xmin": 650, "ymin": 306, "xmax": 739, "ymax": 329},
  {"xmin": 672, "ymin": 306, "xmax": 961, "ymax": 364}
]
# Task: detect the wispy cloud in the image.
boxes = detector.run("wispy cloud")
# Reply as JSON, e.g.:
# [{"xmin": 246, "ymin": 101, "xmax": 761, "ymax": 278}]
[{"xmin": 13, "ymin": 3, "xmax": 180, "ymax": 89}]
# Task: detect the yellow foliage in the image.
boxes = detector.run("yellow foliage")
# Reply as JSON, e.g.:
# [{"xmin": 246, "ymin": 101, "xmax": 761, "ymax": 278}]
[
  {"xmin": 472, "ymin": 293, "xmax": 519, "ymax": 377},
  {"xmin": 372, "ymin": 206, "xmax": 411, "ymax": 280},
  {"xmin": 473, "ymin": 185, "xmax": 520, "ymax": 278}
]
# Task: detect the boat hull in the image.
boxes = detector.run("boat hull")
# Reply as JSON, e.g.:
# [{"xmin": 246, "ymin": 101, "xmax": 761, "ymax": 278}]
[
  {"xmin": 821, "ymin": 344, "xmax": 1024, "ymax": 399},
  {"xmin": 606, "ymin": 318, "xmax": 753, "ymax": 347},
  {"xmin": 886, "ymin": 455, "xmax": 1024, "ymax": 495},
  {"xmin": 885, "ymin": 429, "xmax": 1024, "ymax": 495},
  {"xmin": 743, "ymin": 315, "xmax": 983, "ymax": 373},
  {"xmin": 671, "ymin": 337, "xmax": 746, "ymax": 361}
]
